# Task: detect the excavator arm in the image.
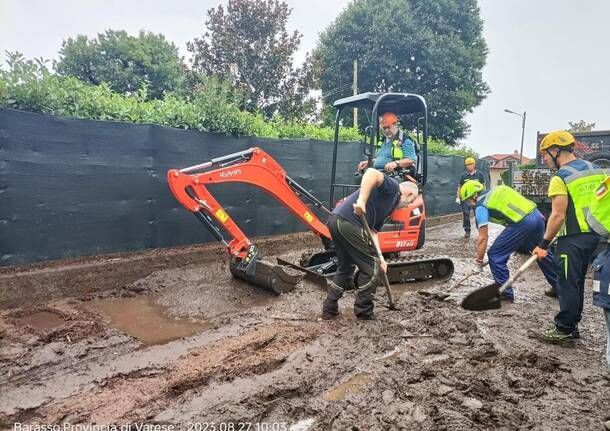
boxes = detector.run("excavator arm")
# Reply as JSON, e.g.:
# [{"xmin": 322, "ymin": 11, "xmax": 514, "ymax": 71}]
[{"xmin": 167, "ymin": 147, "xmax": 331, "ymax": 293}]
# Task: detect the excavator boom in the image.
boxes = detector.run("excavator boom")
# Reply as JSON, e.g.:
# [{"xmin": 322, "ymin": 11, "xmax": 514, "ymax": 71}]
[{"xmin": 168, "ymin": 147, "xmax": 330, "ymax": 293}]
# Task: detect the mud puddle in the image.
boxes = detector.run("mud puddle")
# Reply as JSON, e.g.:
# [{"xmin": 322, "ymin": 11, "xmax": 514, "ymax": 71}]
[
  {"xmin": 88, "ymin": 296, "xmax": 210, "ymax": 346},
  {"xmin": 322, "ymin": 371, "xmax": 375, "ymax": 401},
  {"xmin": 15, "ymin": 311, "xmax": 65, "ymax": 331}
]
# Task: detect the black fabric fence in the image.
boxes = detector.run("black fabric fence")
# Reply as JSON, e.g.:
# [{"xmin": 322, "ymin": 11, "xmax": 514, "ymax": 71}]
[{"xmin": 0, "ymin": 108, "xmax": 488, "ymax": 266}]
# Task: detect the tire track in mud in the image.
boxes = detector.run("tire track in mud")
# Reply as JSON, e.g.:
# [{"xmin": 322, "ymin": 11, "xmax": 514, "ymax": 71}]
[
  {"xmin": 2, "ymin": 222, "xmax": 610, "ymax": 430},
  {"xmin": 8, "ymin": 323, "xmax": 327, "ymax": 425}
]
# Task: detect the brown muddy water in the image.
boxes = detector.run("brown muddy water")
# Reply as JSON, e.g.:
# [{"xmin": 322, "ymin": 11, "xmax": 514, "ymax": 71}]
[
  {"xmin": 88, "ymin": 295, "xmax": 210, "ymax": 346},
  {"xmin": 15, "ymin": 311, "xmax": 65, "ymax": 331},
  {"xmin": 322, "ymin": 371, "xmax": 376, "ymax": 401}
]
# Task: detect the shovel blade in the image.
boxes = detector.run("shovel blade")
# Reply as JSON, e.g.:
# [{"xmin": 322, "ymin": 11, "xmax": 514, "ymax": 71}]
[
  {"xmin": 461, "ymin": 283, "xmax": 502, "ymax": 311},
  {"xmin": 276, "ymin": 258, "xmax": 329, "ymax": 289},
  {"xmin": 230, "ymin": 257, "xmax": 303, "ymax": 294}
]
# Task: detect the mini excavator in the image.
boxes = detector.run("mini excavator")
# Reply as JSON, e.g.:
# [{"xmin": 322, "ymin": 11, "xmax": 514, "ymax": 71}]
[{"xmin": 168, "ymin": 93, "xmax": 454, "ymax": 294}]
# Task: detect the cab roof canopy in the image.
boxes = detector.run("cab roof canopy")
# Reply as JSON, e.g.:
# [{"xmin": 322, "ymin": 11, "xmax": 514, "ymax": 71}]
[{"xmin": 333, "ymin": 92, "xmax": 426, "ymax": 116}]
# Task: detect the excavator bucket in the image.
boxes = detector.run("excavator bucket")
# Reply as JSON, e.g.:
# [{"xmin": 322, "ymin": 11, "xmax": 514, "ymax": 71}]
[{"xmin": 229, "ymin": 257, "xmax": 303, "ymax": 294}]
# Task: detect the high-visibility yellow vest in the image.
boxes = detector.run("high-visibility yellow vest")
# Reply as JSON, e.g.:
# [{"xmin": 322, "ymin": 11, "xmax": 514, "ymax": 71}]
[
  {"xmin": 478, "ymin": 185, "xmax": 537, "ymax": 226},
  {"xmin": 587, "ymin": 175, "xmax": 610, "ymax": 239},
  {"xmin": 555, "ymin": 161, "xmax": 607, "ymax": 236},
  {"xmin": 376, "ymin": 130, "xmax": 410, "ymax": 160}
]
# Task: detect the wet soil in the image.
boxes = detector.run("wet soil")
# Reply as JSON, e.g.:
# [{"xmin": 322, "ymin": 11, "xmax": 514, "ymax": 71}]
[{"xmin": 1, "ymin": 223, "xmax": 609, "ymax": 430}]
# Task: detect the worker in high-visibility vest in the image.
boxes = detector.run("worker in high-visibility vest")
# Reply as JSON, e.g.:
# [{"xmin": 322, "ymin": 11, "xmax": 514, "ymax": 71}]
[
  {"xmin": 532, "ymin": 130, "xmax": 607, "ymax": 344},
  {"xmin": 587, "ymin": 175, "xmax": 610, "ymax": 372},
  {"xmin": 460, "ymin": 180, "xmax": 556, "ymax": 301},
  {"xmin": 357, "ymin": 112, "xmax": 417, "ymax": 179}
]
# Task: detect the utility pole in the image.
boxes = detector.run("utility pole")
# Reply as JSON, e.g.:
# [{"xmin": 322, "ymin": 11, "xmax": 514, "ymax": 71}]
[
  {"xmin": 519, "ymin": 111, "xmax": 526, "ymax": 165},
  {"xmin": 353, "ymin": 59, "xmax": 358, "ymax": 128},
  {"xmin": 504, "ymin": 108, "xmax": 527, "ymax": 165}
]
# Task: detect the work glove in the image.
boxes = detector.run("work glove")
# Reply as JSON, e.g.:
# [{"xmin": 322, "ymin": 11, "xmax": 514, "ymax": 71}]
[
  {"xmin": 455, "ymin": 197, "xmax": 461, "ymax": 204},
  {"xmin": 474, "ymin": 258, "xmax": 485, "ymax": 272},
  {"xmin": 532, "ymin": 246, "xmax": 548, "ymax": 261}
]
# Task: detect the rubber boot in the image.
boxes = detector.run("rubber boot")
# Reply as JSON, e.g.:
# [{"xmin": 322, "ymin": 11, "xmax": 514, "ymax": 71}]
[
  {"xmin": 321, "ymin": 282, "xmax": 343, "ymax": 320},
  {"xmin": 544, "ymin": 287, "xmax": 558, "ymax": 298}
]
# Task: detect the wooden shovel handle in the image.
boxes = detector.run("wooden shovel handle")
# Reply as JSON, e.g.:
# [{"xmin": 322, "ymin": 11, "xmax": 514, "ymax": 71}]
[
  {"xmin": 358, "ymin": 213, "xmax": 395, "ymax": 309},
  {"xmin": 499, "ymin": 238, "xmax": 557, "ymax": 294}
]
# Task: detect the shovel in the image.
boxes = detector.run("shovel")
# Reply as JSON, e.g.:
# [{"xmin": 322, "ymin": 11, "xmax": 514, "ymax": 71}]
[
  {"xmin": 358, "ymin": 213, "xmax": 397, "ymax": 310},
  {"xmin": 461, "ymin": 239, "xmax": 556, "ymax": 311}
]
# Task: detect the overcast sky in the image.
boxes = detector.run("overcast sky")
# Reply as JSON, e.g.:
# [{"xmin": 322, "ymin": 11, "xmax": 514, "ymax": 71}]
[{"xmin": 1, "ymin": 0, "xmax": 609, "ymax": 158}]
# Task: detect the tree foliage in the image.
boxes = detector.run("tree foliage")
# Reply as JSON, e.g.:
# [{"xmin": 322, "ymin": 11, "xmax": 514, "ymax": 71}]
[
  {"xmin": 0, "ymin": 52, "xmax": 359, "ymax": 141},
  {"xmin": 568, "ymin": 120, "xmax": 596, "ymax": 133},
  {"xmin": 314, "ymin": 0, "xmax": 489, "ymax": 144},
  {"xmin": 188, "ymin": 0, "xmax": 317, "ymax": 120},
  {"xmin": 55, "ymin": 30, "xmax": 185, "ymax": 100}
]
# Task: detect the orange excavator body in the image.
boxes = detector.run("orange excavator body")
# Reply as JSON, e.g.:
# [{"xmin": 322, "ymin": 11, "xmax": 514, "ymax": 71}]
[{"xmin": 167, "ymin": 147, "xmax": 443, "ymax": 293}]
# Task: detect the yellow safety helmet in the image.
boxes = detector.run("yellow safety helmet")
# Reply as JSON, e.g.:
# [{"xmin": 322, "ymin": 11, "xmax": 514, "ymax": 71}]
[
  {"xmin": 465, "ymin": 157, "xmax": 476, "ymax": 166},
  {"xmin": 539, "ymin": 130, "xmax": 575, "ymax": 152},
  {"xmin": 460, "ymin": 180, "xmax": 484, "ymax": 202}
]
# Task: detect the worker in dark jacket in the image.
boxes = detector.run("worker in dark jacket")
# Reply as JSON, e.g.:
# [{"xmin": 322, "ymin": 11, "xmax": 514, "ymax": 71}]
[
  {"xmin": 322, "ymin": 168, "xmax": 417, "ymax": 320},
  {"xmin": 456, "ymin": 157, "xmax": 486, "ymax": 238}
]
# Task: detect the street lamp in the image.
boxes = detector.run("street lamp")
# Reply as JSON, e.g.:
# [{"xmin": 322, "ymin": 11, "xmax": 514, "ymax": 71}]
[{"xmin": 504, "ymin": 109, "xmax": 527, "ymax": 165}]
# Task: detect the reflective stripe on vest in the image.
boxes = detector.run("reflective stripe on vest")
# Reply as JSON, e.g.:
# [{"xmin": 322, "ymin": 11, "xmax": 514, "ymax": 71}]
[
  {"xmin": 556, "ymin": 161, "xmax": 607, "ymax": 236},
  {"xmin": 586, "ymin": 175, "xmax": 610, "ymax": 238},
  {"xmin": 376, "ymin": 130, "xmax": 407, "ymax": 160},
  {"xmin": 478, "ymin": 185, "xmax": 537, "ymax": 226}
]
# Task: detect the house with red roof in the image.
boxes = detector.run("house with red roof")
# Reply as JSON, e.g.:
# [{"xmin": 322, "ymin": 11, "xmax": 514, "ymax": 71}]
[{"xmin": 482, "ymin": 150, "xmax": 533, "ymax": 186}]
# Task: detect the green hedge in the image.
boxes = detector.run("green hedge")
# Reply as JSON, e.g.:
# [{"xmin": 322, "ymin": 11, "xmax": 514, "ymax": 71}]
[
  {"xmin": 0, "ymin": 52, "xmax": 477, "ymax": 155},
  {"xmin": 0, "ymin": 53, "xmax": 361, "ymax": 141}
]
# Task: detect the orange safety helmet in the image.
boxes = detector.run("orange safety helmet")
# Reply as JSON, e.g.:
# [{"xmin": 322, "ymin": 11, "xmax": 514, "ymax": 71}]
[{"xmin": 380, "ymin": 112, "xmax": 399, "ymax": 128}]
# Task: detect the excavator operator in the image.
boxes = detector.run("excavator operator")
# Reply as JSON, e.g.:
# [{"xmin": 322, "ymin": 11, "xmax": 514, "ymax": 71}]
[{"xmin": 357, "ymin": 112, "xmax": 417, "ymax": 181}]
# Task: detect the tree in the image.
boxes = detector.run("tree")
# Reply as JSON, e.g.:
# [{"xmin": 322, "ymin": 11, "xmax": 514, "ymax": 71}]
[
  {"xmin": 187, "ymin": 0, "xmax": 317, "ymax": 120},
  {"xmin": 314, "ymin": 0, "xmax": 489, "ymax": 144},
  {"xmin": 568, "ymin": 120, "xmax": 596, "ymax": 133},
  {"xmin": 55, "ymin": 30, "xmax": 185, "ymax": 99}
]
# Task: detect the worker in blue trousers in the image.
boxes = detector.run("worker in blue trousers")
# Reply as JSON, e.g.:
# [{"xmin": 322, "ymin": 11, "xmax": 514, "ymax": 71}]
[{"xmin": 460, "ymin": 180, "xmax": 557, "ymax": 301}]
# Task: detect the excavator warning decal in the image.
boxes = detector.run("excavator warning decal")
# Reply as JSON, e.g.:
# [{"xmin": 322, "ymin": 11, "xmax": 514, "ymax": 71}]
[
  {"xmin": 304, "ymin": 211, "xmax": 314, "ymax": 223},
  {"xmin": 215, "ymin": 209, "xmax": 229, "ymax": 223}
]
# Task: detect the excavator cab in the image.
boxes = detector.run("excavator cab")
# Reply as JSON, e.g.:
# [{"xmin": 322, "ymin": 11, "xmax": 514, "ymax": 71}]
[{"xmin": 329, "ymin": 92, "xmax": 429, "ymax": 204}]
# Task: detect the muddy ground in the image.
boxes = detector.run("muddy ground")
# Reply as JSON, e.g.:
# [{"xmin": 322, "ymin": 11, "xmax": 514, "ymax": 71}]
[{"xmin": 1, "ymin": 221, "xmax": 609, "ymax": 430}]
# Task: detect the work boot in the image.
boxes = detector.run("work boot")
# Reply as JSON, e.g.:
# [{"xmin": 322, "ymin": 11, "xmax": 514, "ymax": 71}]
[
  {"xmin": 536, "ymin": 325, "xmax": 574, "ymax": 344},
  {"xmin": 501, "ymin": 286, "xmax": 514, "ymax": 302},
  {"xmin": 357, "ymin": 313, "xmax": 376, "ymax": 321},
  {"xmin": 464, "ymin": 231, "xmax": 470, "ymax": 238},
  {"xmin": 544, "ymin": 287, "xmax": 558, "ymax": 298},
  {"xmin": 571, "ymin": 326, "xmax": 580, "ymax": 339},
  {"xmin": 321, "ymin": 282, "xmax": 343, "ymax": 320},
  {"xmin": 500, "ymin": 293, "xmax": 514, "ymax": 302}
]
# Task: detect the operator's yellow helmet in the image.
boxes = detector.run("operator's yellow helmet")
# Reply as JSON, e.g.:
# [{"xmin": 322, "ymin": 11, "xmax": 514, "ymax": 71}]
[
  {"xmin": 539, "ymin": 130, "xmax": 575, "ymax": 152},
  {"xmin": 460, "ymin": 180, "xmax": 484, "ymax": 202},
  {"xmin": 465, "ymin": 157, "xmax": 476, "ymax": 166}
]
